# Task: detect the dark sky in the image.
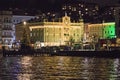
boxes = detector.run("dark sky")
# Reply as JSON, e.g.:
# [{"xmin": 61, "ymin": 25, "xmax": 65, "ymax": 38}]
[
  {"xmin": 84, "ymin": 0, "xmax": 119, "ymax": 6},
  {"xmin": 0, "ymin": 0, "xmax": 119, "ymax": 11}
]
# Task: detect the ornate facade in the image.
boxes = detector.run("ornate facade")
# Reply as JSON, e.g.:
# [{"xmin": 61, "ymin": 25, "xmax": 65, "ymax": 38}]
[{"xmin": 29, "ymin": 15, "xmax": 84, "ymax": 47}]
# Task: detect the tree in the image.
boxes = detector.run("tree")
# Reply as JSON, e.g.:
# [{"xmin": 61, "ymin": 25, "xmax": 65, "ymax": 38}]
[
  {"xmin": 69, "ymin": 36, "xmax": 75, "ymax": 46},
  {"xmin": 91, "ymin": 34, "xmax": 99, "ymax": 50},
  {"xmin": 21, "ymin": 28, "xmax": 30, "ymax": 49}
]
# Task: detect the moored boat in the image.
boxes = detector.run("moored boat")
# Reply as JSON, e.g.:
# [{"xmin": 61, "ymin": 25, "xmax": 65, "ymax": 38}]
[{"xmin": 52, "ymin": 50, "xmax": 120, "ymax": 58}]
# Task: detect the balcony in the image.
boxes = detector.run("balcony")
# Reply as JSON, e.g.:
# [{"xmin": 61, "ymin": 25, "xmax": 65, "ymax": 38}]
[
  {"xmin": 2, "ymin": 28, "xmax": 13, "ymax": 30},
  {"xmin": 2, "ymin": 35, "xmax": 13, "ymax": 38}
]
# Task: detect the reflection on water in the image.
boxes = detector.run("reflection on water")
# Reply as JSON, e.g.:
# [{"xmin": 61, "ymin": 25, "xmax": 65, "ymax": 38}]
[{"xmin": 0, "ymin": 55, "xmax": 120, "ymax": 80}]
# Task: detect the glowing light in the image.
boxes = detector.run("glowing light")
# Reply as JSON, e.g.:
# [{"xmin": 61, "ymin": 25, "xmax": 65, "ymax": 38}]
[{"xmin": 23, "ymin": 21, "xmax": 27, "ymax": 25}]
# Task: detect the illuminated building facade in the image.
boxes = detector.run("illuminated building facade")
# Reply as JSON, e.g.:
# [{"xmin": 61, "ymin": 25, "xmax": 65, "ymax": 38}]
[
  {"xmin": 86, "ymin": 22, "xmax": 116, "ymax": 39},
  {"xmin": 16, "ymin": 15, "xmax": 84, "ymax": 47},
  {"xmin": 0, "ymin": 11, "xmax": 15, "ymax": 49}
]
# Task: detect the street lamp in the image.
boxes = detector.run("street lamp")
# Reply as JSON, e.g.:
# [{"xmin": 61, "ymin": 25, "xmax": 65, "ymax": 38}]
[{"xmin": 23, "ymin": 21, "xmax": 27, "ymax": 26}]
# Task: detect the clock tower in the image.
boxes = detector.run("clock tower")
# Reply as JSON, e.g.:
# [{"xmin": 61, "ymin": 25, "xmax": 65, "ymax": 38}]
[
  {"xmin": 62, "ymin": 13, "xmax": 71, "ymax": 44},
  {"xmin": 62, "ymin": 13, "xmax": 70, "ymax": 26}
]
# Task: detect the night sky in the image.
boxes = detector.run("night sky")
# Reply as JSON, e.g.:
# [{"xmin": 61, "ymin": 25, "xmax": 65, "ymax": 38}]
[
  {"xmin": 84, "ymin": 0, "xmax": 119, "ymax": 5},
  {"xmin": 0, "ymin": 0, "xmax": 119, "ymax": 11}
]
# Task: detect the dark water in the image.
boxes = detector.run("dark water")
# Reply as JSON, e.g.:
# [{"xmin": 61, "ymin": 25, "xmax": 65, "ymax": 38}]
[{"xmin": 0, "ymin": 54, "xmax": 120, "ymax": 80}]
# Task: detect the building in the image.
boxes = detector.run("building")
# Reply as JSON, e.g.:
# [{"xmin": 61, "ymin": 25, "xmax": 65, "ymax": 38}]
[
  {"xmin": 12, "ymin": 15, "xmax": 36, "ymax": 24},
  {"xmin": 0, "ymin": 11, "xmax": 36, "ymax": 50},
  {"xmin": 0, "ymin": 11, "xmax": 15, "ymax": 49},
  {"xmin": 83, "ymin": 22, "xmax": 116, "ymax": 48},
  {"xmin": 86, "ymin": 22, "xmax": 116, "ymax": 39},
  {"xmin": 16, "ymin": 15, "xmax": 84, "ymax": 48}
]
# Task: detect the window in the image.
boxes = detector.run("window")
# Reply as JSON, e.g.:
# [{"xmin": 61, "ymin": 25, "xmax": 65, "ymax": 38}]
[
  {"xmin": 14, "ymin": 20, "xmax": 16, "ymax": 22},
  {"xmin": 105, "ymin": 31, "xmax": 106, "ymax": 34},
  {"xmin": 64, "ymin": 34, "xmax": 69, "ymax": 36},
  {"xmin": 17, "ymin": 20, "xmax": 19, "ymax": 22},
  {"xmin": 4, "ymin": 17, "xmax": 11, "ymax": 23},
  {"xmin": 74, "ymin": 33, "xmax": 75, "ymax": 36},
  {"xmin": 34, "ymin": 33, "xmax": 35, "ymax": 36}
]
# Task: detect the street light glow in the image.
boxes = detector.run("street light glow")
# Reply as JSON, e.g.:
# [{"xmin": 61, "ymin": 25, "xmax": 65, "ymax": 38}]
[{"xmin": 23, "ymin": 21, "xmax": 27, "ymax": 25}]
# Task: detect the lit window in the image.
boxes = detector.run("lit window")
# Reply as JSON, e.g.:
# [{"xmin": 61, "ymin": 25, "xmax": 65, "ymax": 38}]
[
  {"xmin": 69, "ymin": 7, "xmax": 71, "ymax": 9},
  {"xmin": 85, "ymin": 12, "xmax": 88, "ymax": 14},
  {"xmin": 85, "ymin": 8, "xmax": 88, "ymax": 11},
  {"xmin": 81, "ymin": 5, "xmax": 83, "ymax": 7},
  {"xmin": 69, "ymin": 13, "xmax": 71, "ymax": 15},
  {"xmin": 52, "ymin": 14, "xmax": 55, "ymax": 17},
  {"xmin": 62, "ymin": 8, "xmax": 65, "ymax": 10},
  {"xmin": 79, "ymin": 11, "xmax": 81, "ymax": 13},
  {"xmin": 47, "ymin": 12, "xmax": 50, "ymax": 15},
  {"xmin": 74, "ymin": 7, "xmax": 76, "ymax": 11},
  {"xmin": 109, "ymin": 12, "xmax": 111, "ymax": 15},
  {"xmin": 69, "ymin": 6, "xmax": 71, "ymax": 9}
]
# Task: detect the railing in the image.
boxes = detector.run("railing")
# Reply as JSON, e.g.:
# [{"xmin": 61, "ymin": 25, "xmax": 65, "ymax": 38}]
[
  {"xmin": 2, "ymin": 35, "xmax": 13, "ymax": 38},
  {"xmin": 2, "ymin": 28, "xmax": 13, "ymax": 30}
]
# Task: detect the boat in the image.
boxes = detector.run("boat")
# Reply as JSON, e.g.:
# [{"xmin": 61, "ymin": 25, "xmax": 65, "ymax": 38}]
[
  {"xmin": 3, "ymin": 45, "xmax": 120, "ymax": 58},
  {"xmin": 51, "ymin": 50, "xmax": 120, "ymax": 58}
]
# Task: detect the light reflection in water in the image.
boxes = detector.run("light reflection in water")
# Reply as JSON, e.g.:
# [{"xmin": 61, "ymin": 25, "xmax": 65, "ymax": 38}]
[
  {"xmin": 109, "ymin": 58, "xmax": 120, "ymax": 80},
  {"xmin": 17, "ymin": 56, "xmax": 33, "ymax": 80},
  {"xmin": 57, "ymin": 57, "xmax": 71, "ymax": 67},
  {"xmin": 21, "ymin": 56, "xmax": 32, "ymax": 67},
  {"xmin": 0, "ymin": 56, "xmax": 120, "ymax": 80},
  {"xmin": 18, "ymin": 74, "xmax": 32, "ymax": 80}
]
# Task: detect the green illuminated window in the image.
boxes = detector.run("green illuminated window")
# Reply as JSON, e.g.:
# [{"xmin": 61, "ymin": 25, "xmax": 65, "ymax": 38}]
[{"xmin": 103, "ymin": 23, "xmax": 116, "ymax": 39}]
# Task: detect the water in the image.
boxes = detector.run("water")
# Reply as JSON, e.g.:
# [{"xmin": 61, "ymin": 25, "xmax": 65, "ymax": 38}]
[{"xmin": 0, "ymin": 54, "xmax": 120, "ymax": 80}]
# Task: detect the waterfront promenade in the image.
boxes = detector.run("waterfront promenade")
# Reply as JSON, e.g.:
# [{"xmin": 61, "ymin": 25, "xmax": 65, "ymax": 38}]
[{"xmin": 2, "ymin": 48, "xmax": 120, "ymax": 58}]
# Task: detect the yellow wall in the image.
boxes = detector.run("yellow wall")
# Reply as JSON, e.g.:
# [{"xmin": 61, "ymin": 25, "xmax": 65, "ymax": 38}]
[
  {"xmin": 29, "ymin": 16, "xmax": 84, "ymax": 46},
  {"xmin": 88, "ymin": 24, "xmax": 103, "ymax": 38}
]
